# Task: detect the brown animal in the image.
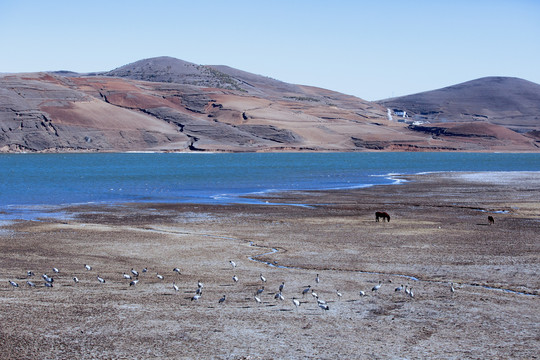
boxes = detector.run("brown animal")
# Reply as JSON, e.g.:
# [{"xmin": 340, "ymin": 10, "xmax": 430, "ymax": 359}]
[
  {"xmin": 375, "ymin": 211, "xmax": 390, "ymax": 222},
  {"xmin": 488, "ymin": 215, "xmax": 495, "ymax": 225}
]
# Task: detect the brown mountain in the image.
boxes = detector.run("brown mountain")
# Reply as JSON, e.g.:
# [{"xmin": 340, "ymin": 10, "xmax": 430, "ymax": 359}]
[{"xmin": 0, "ymin": 58, "xmax": 538, "ymax": 152}]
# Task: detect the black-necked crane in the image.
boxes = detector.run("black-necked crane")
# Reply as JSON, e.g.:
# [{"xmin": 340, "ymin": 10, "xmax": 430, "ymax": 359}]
[
  {"xmin": 311, "ymin": 289, "xmax": 318, "ymax": 299},
  {"xmin": 53, "ymin": 267, "xmax": 59, "ymax": 274},
  {"xmin": 372, "ymin": 280, "xmax": 382, "ymax": 292},
  {"xmin": 173, "ymin": 267, "xmax": 181, "ymax": 274},
  {"xmin": 302, "ymin": 285, "xmax": 311, "ymax": 297},
  {"xmin": 191, "ymin": 294, "xmax": 201, "ymax": 301},
  {"xmin": 173, "ymin": 282, "xmax": 179, "ymax": 292},
  {"xmin": 315, "ymin": 274, "xmax": 320, "ymax": 284},
  {"xmin": 142, "ymin": 268, "xmax": 148, "ymax": 273},
  {"xmin": 395, "ymin": 284, "xmax": 404, "ymax": 292},
  {"xmin": 359, "ymin": 290, "xmax": 366, "ymax": 297},
  {"xmin": 336, "ymin": 290, "xmax": 342, "ymax": 298},
  {"xmin": 409, "ymin": 287, "xmax": 414, "ymax": 298},
  {"xmin": 9, "ymin": 280, "xmax": 19, "ymax": 288},
  {"xmin": 131, "ymin": 268, "xmax": 139, "ymax": 277},
  {"xmin": 218, "ymin": 295, "xmax": 226, "ymax": 304},
  {"xmin": 156, "ymin": 273, "xmax": 164, "ymax": 280},
  {"xmin": 26, "ymin": 281, "xmax": 36, "ymax": 287},
  {"xmin": 274, "ymin": 291, "xmax": 284, "ymax": 300},
  {"xmin": 195, "ymin": 287, "xmax": 203, "ymax": 295},
  {"xmin": 27, "ymin": 271, "xmax": 35, "ymax": 277},
  {"xmin": 85, "ymin": 264, "xmax": 92, "ymax": 271},
  {"xmin": 123, "ymin": 273, "xmax": 132, "ymax": 280},
  {"xmin": 279, "ymin": 281, "xmax": 285, "ymax": 292},
  {"xmin": 73, "ymin": 276, "xmax": 79, "ymax": 283},
  {"xmin": 44, "ymin": 282, "xmax": 53, "ymax": 288},
  {"xmin": 232, "ymin": 275, "xmax": 238, "ymax": 283},
  {"xmin": 42, "ymin": 274, "xmax": 53, "ymax": 283},
  {"xmin": 451, "ymin": 282, "xmax": 455, "ymax": 293},
  {"xmin": 130, "ymin": 279, "xmax": 139, "ymax": 287},
  {"xmin": 229, "ymin": 260, "xmax": 236, "ymax": 269},
  {"xmin": 97, "ymin": 275, "xmax": 106, "ymax": 284},
  {"xmin": 197, "ymin": 280, "xmax": 204, "ymax": 289},
  {"xmin": 260, "ymin": 273, "xmax": 266, "ymax": 283},
  {"xmin": 255, "ymin": 286, "xmax": 264, "ymax": 296},
  {"xmin": 254, "ymin": 295, "xmax": 261, "ymax": 304},
  {"xmin": 319, "ymin": 303, "xmax": 329, "ymax": 311}
]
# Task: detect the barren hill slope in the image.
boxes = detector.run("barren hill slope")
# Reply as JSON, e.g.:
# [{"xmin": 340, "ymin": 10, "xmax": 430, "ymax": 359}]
[
  {"xmin": 1, "ymin": 59, "xmax": 538, "ymax": 152},
  {"xmin": 377, "ymin": 77, "xmax": 540, "ymax": 133}
]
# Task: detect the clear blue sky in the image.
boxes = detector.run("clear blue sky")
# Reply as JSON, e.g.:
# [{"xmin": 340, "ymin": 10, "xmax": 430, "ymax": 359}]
[{"xmin": 1, "ymin": 0, "xmax": 539, "ymax": 100}]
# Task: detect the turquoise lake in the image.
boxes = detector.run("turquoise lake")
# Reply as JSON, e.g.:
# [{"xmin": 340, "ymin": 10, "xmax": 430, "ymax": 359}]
[{"xmin": 0, "ymin": 152, "xmax": 539, "ymax": 219}]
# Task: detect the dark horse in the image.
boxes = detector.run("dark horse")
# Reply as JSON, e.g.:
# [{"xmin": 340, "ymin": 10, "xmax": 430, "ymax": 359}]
[
  {"xmin": 488, "ymin": 215, "xmax": 495, "ymax": 225},
  {"xmin": 375, "ymin": 211, "xmax": 390, "ymax": 222}
]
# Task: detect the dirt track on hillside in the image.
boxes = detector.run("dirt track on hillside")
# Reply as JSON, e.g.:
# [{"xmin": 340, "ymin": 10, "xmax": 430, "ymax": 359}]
[{"xmin": 1, "ymin": 173, "xmax": 539, "ymax": 359}]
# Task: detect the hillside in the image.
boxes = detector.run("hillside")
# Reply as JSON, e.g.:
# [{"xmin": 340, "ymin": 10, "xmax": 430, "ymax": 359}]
[
  {"xmin": 0, "ymin": 58, "xmax": 538, "ymax": 152},
  {"xmin": 377, "ymin": 77, "xmax": 540, "ymax": 133}
]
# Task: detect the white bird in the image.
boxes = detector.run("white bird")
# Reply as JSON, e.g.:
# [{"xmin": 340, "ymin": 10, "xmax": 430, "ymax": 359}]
[
  {"xmin": 451, "ymin": 282, "xmax": 455, "ymax": 293},
  {"xmin": 395, "ymin": 284, "xmax": 404, "ymax": 292},
  {"xmin": 130, "ymin": 279, "xmax": 139, "ymax": 286},
  {"xmin": 85, "ymin": 264, "xmax": 92, "ymax": 271},
  {"xmin": 156, "ymin": 273, "xmax": 164, "ymax": 280},
  {"xmin": 302, "ymin": 285, "xmax": 311, "ymax": 297},
  {"xmin": 42, "ymin": 274, "xmax": 54, "ymax": 283},
  {"xmin": 131, "ymin": 268, "xmax": 139, "ymax": 277},
  {"xmin": 26, "ymin": 281, "xmax": 36, "ymax": 287},
  {"xmin": 311, "ymin": 290, "xmax": 318, "ymax": 299},
  {"xmin": 317, "ymin": 299, "xmax": 327, "ymax": 305},
  {"xmin": 274, "ymin": 291, "xmax": 283, "ymax": 300},
  {"xmin": 404, "ymin": 285, "xmax": 410, "ymax": 296},
  {"xmin": 173, "ymin": 282, "xmax": 179, "ymax": 292},
  {"xmin": 336, "ymin": 290, "xmax": 342, "ymax": 298},
  {"xmin": 260, "ymin": 273, "xmax": 267, "ymax": 283},
  {"xmin": 409, "ymin": 287, "xmax": 414, "ymax": 298},
  {"xmin": 254, "ymin": 296, "xmax": 261, "ymax": 304},
  {"xmin": 97, "ymin": 275, "xmax": 106, "ymax": 284},
  {"xmin": 27, "ymin": 271, "xmax": 35, "ymax": 277},
  {"xmin": 359, "ymin": 290, "xmax": 366, "ymax": 297},
  {"xmin": 123, "ymin": 273, "xmax": 132, "ymax": 280},
  {"xmin": 279, "ymin": 282, "xmax": 285, "ymax": 292},
  {"xmin": 73, "ymin": 276, "xmax": 79, "ymax": 283},
  {"xmin": 191, "ymin": 294, "xmax": 201, "ymax": 301},
  {"xmin": 372, "ymin": 280, "xmax": 382, "ymax": 292},
  {"xmin": 218, "ymin": 295, "xmax": 226, "ymax": 304},
  {"xmin": 315, "ymin": 274, "xmax": 320, "ymax": 284},
  {"xmin": 232, "ymin": 275, "xmax": 239, "ymax": 283},
  {"xmin": 44, "ymin": 282, "xmax": 53, "ymax": 288},
  {"xmin": 292, "ymin": 297, "xmax": 300, "ymax": 310},
  {"xmin": 197, "ymin": 280, "xmax": 204, "ymax": 289},
  {"xmin": 9, "ymin": 280, "xmax": 19, "ymax": 287},
  {"xmin": 229, "ymin": 260, "xmax": 236, "ymax": 268},
  {"xmin": 142, "ymin": 268, "xmax": 148, "ymax": 273},
  {"xmin": 173, "ymin": 267, "xmax": 181, "ymax": 274},
  {"xmin": 53, "ymin": 267, "xmax": 59, "ymax": 273}
]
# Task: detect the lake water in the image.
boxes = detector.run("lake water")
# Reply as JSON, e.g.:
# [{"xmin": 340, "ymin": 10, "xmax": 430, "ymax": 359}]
[{"xmin": 1, "ymin": 152, "xmax": 539, "ymax": 220}]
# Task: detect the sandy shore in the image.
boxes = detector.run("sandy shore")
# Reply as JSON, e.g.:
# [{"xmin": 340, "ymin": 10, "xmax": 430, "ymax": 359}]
[{"xmin": 1, "ymin": 172, "xmax": 539, "ymax": 359}]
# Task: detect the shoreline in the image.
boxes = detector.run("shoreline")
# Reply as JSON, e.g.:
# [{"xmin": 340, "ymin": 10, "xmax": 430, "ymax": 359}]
[{"xmin": 2, "ymin": 170, "xmax": 539, "ymax": 222}]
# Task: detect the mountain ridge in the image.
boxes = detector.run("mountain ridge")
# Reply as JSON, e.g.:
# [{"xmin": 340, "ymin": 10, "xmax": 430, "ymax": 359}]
[{"xmin": 0, "ymin": 57, "xmax": 538, "ymax": 152}]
